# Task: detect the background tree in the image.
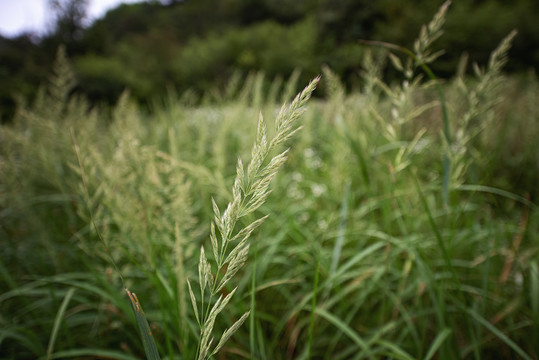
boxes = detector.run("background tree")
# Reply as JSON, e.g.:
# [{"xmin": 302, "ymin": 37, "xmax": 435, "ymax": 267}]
[
  {"xmin": 1, "ymin": 0, "xmax": 538, "ymax": 121},
  {"xmin": 48, "ymin": 0, "xmax": 89, "ymax": 50}
]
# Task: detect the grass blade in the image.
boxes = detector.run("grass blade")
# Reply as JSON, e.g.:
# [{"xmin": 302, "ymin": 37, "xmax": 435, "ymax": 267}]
[
  {"xmin": 46, "ymin": 287, "xmax": 76, "ymax": 360},
  {"xmin": 465, "ymin": 307, "xmax": 533, "ymax": 360},
  {"xmin": 307, "ymin": 244, "xmax": 321, "ymax": 359},
  {"xmin": 126, "ymin": 288, "xmax": 161, "ymax": 360},
  {"xmin": 249, "ymin": 242, "xmax": 258, "ymax": 359},
  {"xmin": 376, "ymin": 339, "xmax": 416, "ymax": 360},
  {"xmin": 315, "ymin": 307, "xmax": 375, "ymax": 360},
  {"xmin": 456, "ymin": 184, "xmax": 537, "ymax": 209},
  {"xmin": 44, "ymin": 348, "xmax": 140, "ymax": 359},
  {"xmin": 423, "ymin": 328, "xmax": 452, "ymax": 360},
  {"xmin": 531, "ymin": 261, "xmax": 539, "ymax": 356},
  {"xmin": 330, "ymin": 181, "xmax": 351, "ymax": 277}
]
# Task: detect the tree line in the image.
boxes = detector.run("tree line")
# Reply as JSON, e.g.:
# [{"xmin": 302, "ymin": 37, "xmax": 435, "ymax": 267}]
[{"xmin": 1, "ymin": 0, "xmax": 537, "ymax": 122}]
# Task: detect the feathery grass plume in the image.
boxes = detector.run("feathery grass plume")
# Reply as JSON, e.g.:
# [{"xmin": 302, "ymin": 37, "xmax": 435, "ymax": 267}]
[
  {"xmin": 470, "ymin": 29, "xmax": 518, "ymax": 121},
  {"xmin": 49, "ymin": 46, "xmax": 76, "ymax": 106},
  {"xmin": 322, "ymin": 65, "xmax": 346, "ymax": 128},
  {"xmin": 413, "ymin": 1, "xmax": 451, "ymax": 66},
  {"xmin": 449, "ymin": 30, "xmax": 518, "ymax": 186},
  {"xmin": 12, "ymin": 45, "xmax": 80, "ymax": 138},
  {"xmin": 360, "ymin": 1, "xmax": 452, "ymax": 205},
  {"xmin": 190, "ymin": 76, "xmax": 320, "ymax": 360}
]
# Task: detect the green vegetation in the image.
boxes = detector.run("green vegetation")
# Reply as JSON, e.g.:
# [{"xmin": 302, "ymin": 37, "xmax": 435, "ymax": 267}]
[{"xmin": 1, "ymin": 3, "xmax": 538, "ymax": 359}]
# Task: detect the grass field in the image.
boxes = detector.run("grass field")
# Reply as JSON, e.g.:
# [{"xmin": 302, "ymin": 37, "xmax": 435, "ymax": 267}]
[{"xmin": 1, "ymin": 5, "xmax": 538, "ymax": 359}]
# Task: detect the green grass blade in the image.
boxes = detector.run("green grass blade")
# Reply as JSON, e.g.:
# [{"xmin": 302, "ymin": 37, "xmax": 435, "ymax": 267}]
[
  {"xmin": 249, "ymin": 242, "xmax": 258, "ymax": 358},
  {"xmin": 347, "ymin": 134, "xmax": 371, "ymax": 187},
  {"xmin": 2, "ymin": 327, "xmax": 45, "ymax": 356},
  {"xmin": 456, "ymin": 184, "xmax": 537, "ymax": 209},
  {"xmin": 376, "ymin": 339, "xmax": 416, "ymax": 360},
  {"xmin": 423, "ymin": 328, "xmax": 452, "ymax": 360},
  {"xmin": 126, "ymin": 288, "xmax": 162, "ymax": 360},
  {"xmin": 46, "ymin": 287, "xmax": 76, "ymax": 360},
  {"xmin": 0, "ymin": 257, "xmax": 18, "ymax": 291},
  {"xmin": 411, "ymin": 171, "xmax": 460, "ymax": 289},
  {"xmin": 465, "ymin": 307, "xmax": 533, "ymax": 360},
  {"xmin": 330, "ymin": 181, "xmax": 350, "ymax": 277},
  {"xmin": 43, "ymin": 348, "xmax": 140, "ymax": 359},
  {"xmin": 315, "ymin": 307, "xmax": 375, "ymax": 360},
  {"xmin": 307, "ymin": 245, "xmax": 321, "ymax": 359},
  {"xmin": 531, "ymin": 261, "xmax": 539, "ymax": 356}
]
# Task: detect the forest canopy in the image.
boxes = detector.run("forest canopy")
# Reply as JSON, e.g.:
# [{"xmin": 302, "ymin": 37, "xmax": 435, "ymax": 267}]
[{"xmin": 1, "ymin": 0, "xmax": 538, "ymax": 121}]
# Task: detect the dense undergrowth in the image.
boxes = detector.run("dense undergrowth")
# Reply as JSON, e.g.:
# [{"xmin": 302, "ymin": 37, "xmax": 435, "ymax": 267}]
[{"xmin": 1, "ymin": 5, "xmax": 538, "ymax": 359}]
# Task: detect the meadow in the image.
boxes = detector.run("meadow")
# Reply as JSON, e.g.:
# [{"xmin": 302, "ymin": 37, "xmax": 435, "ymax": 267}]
[{"xmin": 1, "ymin": 5, "xmax": 538, "ymax": 359}]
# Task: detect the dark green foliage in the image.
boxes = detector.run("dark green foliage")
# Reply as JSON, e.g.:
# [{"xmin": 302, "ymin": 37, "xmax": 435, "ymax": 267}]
[
  {"xmin": 1, "ymin": 0, "xmax": 539, "ymax": 118},
  {"xmin": 49, "ymin": 0, "xmax": 89, "ymax": 45}
]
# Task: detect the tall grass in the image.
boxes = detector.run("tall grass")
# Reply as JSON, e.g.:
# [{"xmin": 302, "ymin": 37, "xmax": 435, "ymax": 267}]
[{"xmin": 1, "ymin": 4, "xmax": 538, "ymax": 359}]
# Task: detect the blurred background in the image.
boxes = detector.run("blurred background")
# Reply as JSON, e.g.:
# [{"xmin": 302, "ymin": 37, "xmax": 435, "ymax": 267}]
[{"xmin": 1, "ymin": 0, "xmax": 538, "ymax": 123}]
